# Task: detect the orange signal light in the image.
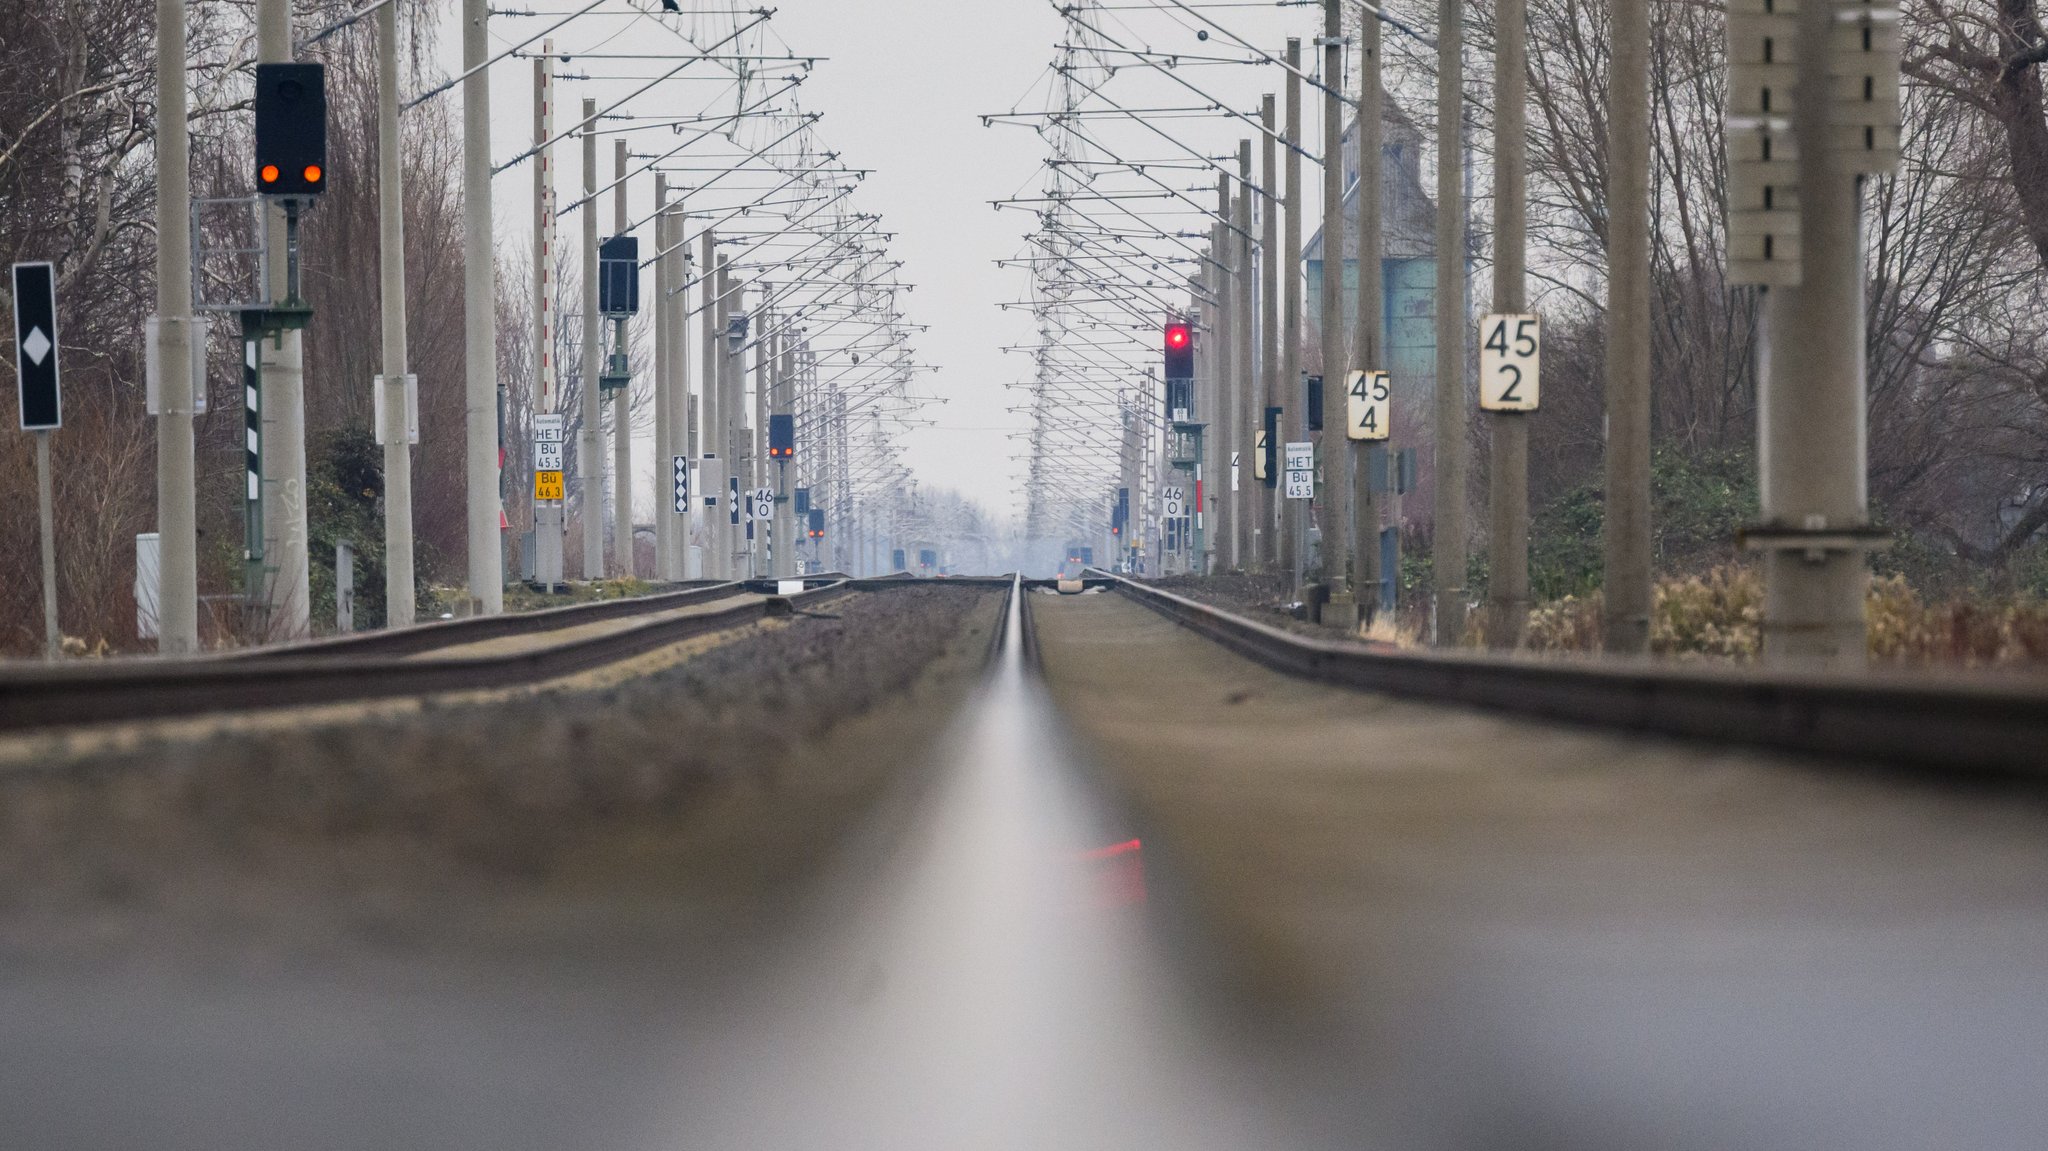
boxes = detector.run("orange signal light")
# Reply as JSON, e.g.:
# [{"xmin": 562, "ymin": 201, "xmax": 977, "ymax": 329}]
[
  {"xmin": 303, "ymin": 165, "xmax": 323, "ymax": 184},
  {"xmin": 261, "ymin": 164, "xmax": 281, "ymax": 184}
]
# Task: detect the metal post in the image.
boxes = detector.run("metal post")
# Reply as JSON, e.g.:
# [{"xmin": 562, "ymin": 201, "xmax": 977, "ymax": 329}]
[
  {"xmin": 532, "ymin": 47, "xmax": 564, "ymax": 589},
  {"xmin": 1488, "ymin": 0, "xmax": 1530, "ymax": 647},
  {"xmin": 36, "ymin": 431, "xmax": 58, "ymax": 658},
  {"xmin": 579, "ymin": 98, "xmax": 603, "ymax": 580},
  {"xmin": 377, "ymin": 0, "xmax": 415, "ymax": 628},
  {"xmin": 1603, "ymin": 0, "xmax": 1652, "ymax": 653},
  {"xmin": 154, "ymin": 0, "xmax": 199, "ymax": 654},
  {"xmin": 1756, "ymin": 0, "xmax": 1871, "ymax": 667},
  {"xmin": 1354, "ymin": 2, "xmax": 1385, "ymax": 621},
  {"xmin": 336, "ymin": 540, "xmax": 355, "ymax": 633},
  {"xmin": 1320, "ymin": 0, "xmax": 1357, "ymax": 628},
  {"xmin": 1433, "ymin": 0, "xmax": 1468, "ymax": 645},
  {"xmin": 258, "ymin": 0, "xmax": 309, "ymax": 640},
  {"xmin": 462, "ymin": 0, "xmax": 503, "ymax": 613},
  {"xmin": 1282, "ymin": 38, "xmax": 1306, "ymax": 597},
  {"xmin": 611, "ymin": 138, "xmax": 634, "ymax": 578}
]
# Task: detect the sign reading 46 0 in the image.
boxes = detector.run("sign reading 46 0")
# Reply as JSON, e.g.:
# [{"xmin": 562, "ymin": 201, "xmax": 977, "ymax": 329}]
[{"xmin": 1479, "ymin": 314, "xmax": 1540, "ymax": 411}]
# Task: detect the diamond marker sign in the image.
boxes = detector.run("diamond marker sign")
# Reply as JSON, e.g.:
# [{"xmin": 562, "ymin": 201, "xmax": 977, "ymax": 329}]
[
  {"xmin": 12, "ymin": 262, "xmax": 60, "ymax": 430},
  {"xmin": 672, "ymin": 455, "xmax": 690, "ymax": 514}
]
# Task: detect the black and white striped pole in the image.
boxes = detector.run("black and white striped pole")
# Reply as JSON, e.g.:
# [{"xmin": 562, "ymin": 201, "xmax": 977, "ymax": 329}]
[{"xmin": 244, "ymin": 333, "xmax": 265, "ymax": 608}]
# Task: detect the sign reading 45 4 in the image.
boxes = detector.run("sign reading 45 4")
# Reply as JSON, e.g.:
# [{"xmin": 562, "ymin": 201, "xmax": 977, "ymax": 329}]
[
  {"xmin": 1346, "ymin": 370, "xmax": 1391, "ymax": 441},
  {"xmin": 1479, "ymin": 314, "xmax": 1540, "ymax": 411}
]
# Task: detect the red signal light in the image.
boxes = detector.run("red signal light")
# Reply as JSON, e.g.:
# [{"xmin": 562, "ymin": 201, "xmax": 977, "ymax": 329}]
[
  {"xmin": 304, "ymin": 164, "xmax": 323, "ymax": 184},
  {"xmin": 261, "ymin": 164, "xmax": 281, "ymax": 184},
  {"xmin": 1164, "ymin": 323, "xmax": 1190, "ymax": 349}
]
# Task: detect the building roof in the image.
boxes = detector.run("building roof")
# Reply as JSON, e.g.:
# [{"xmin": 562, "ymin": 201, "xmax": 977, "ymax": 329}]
[{"xmin": 1303, "ymin": 91, "xmax": 1436, "ymax": 264}]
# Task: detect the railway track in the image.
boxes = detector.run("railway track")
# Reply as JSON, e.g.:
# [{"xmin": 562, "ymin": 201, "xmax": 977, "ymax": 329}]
[
  {"xmin": 1087, "ymin": 572, "xmax": 2048, "ymax": 778},
  {"xmin": 0, "ymin": 578, "xmax": 858, "ymax": 733}
]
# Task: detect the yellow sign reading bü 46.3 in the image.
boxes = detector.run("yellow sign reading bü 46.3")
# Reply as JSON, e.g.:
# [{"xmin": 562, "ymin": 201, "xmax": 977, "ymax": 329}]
[{"xmin": 533, "ymin": 470, "xmax": 565, "ymax": 501}]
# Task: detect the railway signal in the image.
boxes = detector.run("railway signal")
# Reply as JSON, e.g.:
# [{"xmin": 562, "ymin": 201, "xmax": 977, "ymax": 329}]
[
  {"xmin": 254, "ymin": 63, "xmax": 327, "ymax": 197},
  {"xmin": 1163, "ymin": 321, "xmax": 1193, "ymax": 381}
]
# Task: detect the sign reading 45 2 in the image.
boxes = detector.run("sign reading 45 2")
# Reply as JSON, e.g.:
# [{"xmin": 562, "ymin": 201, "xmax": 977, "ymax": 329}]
[
  {"xmin": 1479, "ymin": 314, "xmax": 1540, "ymax": 411},
  {"xmin": 1346, "ymin": 369, "xmax": 1391, "ymax": 441}
]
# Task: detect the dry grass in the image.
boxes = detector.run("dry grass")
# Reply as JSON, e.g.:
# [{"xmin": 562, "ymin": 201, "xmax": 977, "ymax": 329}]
[{"xmin": 1525, "ymin": 565, "xmax": 2048, "ymax": 669}]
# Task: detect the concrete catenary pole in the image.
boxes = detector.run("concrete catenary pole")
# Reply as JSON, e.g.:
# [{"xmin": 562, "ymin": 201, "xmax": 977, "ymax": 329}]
[
  {"xmin": 1603, "ymin": 0, "xmax": 1652, "ymax": 653},
  {"xmin": 579, "ymin": 98, "xmax": 603, "ymax": 580},
  {"xmin": 651, "ymin": 175, "xmax": 675, "ymax": 577},
  {"xmin": 700, "ymin": 232, "xmax": 723, "ymax": 579},
  {"xmin": 1212, "ymin": 177, "xmax": 1228, "ymax": 565},
  {"xmin": 1233, "ymin": 142, "xmax": 1255, "ymax": 571},
  {"xmin": 1353, "ymin": 2, "xmax": 1384, "ymax": 620},
  {"xmin": 1755, "ymin": 0, "xmax": 1871, "ymax": 666},
  {"xmin": 257, "ymin": 0, "xmax": 310, "ymax": 640},
  {"xmin": 1196, "ymin": 229, "xmax": 1212, "ymax": 573},
  {"xmin": 752, "ymin": 311, "xmax": 768, "ymax": 577},
  {"xmin": 532, "ymin": 47, "xmax": 564, "ymax": 588},
  {"xmin": 654, "ymin": 175, "xmax": 673, "ymax": 580},
  {"xmin": 774, "ymin": 331, "xmax": 796, "ymax": 578},
  {"xmin": 462, "ymin": 0, "xmax": 502, "ymax": 613},
  {"xmin": 1282, "ymin": 38, "xmax": 1306, "ymax": 596},
  {"xmin": 378, "ymin": 0, "xmax": 416, "ymax": 628},
  {"xmin": 1196, "ymin": 204, "xmax": 1228, "ymax": 569},
  {"xmin": 611, "ymin": 138, "xmax": 633, "ymax": 578},
  {"xmin": 668, "ymin": 197, "xmax": 690, "ymax": 579},
  {"xmin": 1321, "ymin": 0, "xmax": 1355, "ymax": 627},
  {"xmin": 717, "ymin": 257, "xmax": 737, "ymax": 578},
  {"xmin": 1260, "ymin": 94, "xmax": 1280, "ymax": 572},
  {"xmin": 1432, "ymin": 0, "xmax": 1468, "ymax": 646},
  {"xmin": 1487, "ymin": 0, "xmax": 1530, "ymax": 647},
  {"xmin": 154, "ymin": 0, "xmax": 199, "ymax": 654},
  {"xmin": 1210, "ymin": 178, "xmax": 1231, "ymax": 576}
]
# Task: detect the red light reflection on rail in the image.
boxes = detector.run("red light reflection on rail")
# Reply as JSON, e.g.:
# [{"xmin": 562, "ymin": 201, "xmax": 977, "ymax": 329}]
[{"xmin": 1081, "ymin": 838, "xmax": 1147, "ymax": 908}]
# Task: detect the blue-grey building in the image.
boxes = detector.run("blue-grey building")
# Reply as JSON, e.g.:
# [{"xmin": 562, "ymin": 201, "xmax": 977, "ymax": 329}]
[{"xmin": 1304, "ymin": 98, "xmax": 1437, "ymax": 389}]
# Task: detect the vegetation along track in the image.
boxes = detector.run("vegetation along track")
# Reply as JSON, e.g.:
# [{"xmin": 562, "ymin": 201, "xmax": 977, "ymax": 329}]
[{"xmin": 1088, "ymin": 573, "xmax": 2048, "ymax": 779}]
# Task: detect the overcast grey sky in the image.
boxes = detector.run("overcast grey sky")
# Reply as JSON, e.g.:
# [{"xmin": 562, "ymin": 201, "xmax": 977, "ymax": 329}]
[{"xmin": 457, "ymin": 1, "xmax": 1330, "ymax": 518}]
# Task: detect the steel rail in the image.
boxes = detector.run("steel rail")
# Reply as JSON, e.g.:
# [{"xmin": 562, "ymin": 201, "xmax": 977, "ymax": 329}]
[
  {"xmin": 1091, "ymin": 573, "xmax": 2048, "ymax": 779},
  {"xmin": 227, "ymin": 581, "xmax": 740, "ymax": 661},
  {"xmin": 0, "ymin": 582, "xmax": 856, "ymax": 734}
]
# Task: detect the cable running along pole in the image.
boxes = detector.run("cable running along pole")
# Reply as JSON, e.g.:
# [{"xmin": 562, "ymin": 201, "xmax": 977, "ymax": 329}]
[{"xmin": 1432, "ymin": 0, "xmax": 1467, "ymax": 646}]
